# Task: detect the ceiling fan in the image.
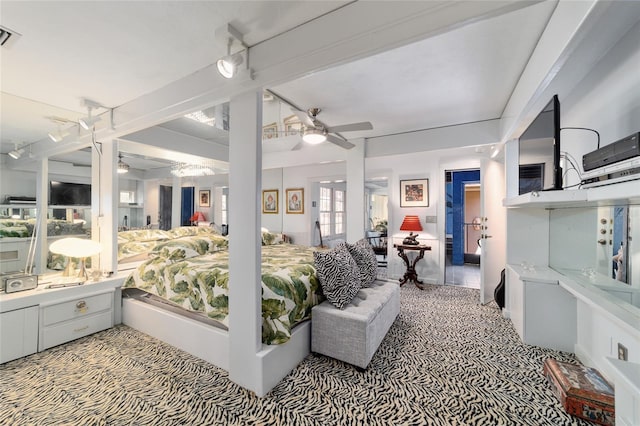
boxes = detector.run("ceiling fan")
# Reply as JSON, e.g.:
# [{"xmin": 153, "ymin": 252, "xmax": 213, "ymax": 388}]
[{"xmin": 292, "ymin": 107, "xmax": 373, "ymax": 149}]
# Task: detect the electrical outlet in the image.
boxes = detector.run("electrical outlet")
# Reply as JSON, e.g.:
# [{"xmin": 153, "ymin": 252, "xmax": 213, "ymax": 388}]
[
  {"xmin": 425, "ymin": 216, "xmax": 437, "ymax": 223},
  {"xmin": 617, "ymin": 342, "xmax": 628, "ymax": 361}
]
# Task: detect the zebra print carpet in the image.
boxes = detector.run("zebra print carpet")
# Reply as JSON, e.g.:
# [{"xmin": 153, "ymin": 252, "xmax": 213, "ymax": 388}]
[{"xmin": 0, "ymin": 284, "xmax": 595, "ymax": 425}]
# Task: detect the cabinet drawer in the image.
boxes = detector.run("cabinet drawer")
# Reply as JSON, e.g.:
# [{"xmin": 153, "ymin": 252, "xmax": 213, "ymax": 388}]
[
  {"xmin": 41, "ymin": 292, "xmax": 112, "ymax": 326},
  {"xmin": 39, "ymin": 310, "xmax": 112, "ymax": 351}
]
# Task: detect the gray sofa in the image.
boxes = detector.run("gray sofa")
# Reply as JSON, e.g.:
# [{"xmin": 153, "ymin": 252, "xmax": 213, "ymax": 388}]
[{"xmin": 311, "ymin": 280, "xmax": 400, "ymax": 368}]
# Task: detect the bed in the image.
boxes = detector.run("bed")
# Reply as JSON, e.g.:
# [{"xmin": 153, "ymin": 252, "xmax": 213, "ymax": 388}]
[
  {"xmin": 121, "ymin": 228, "xmax": 323, "ymax": 344},
  {"xmin": 0, "ymin": 218, "xmax": 86, "ymax": 239},
  {"xmin": 119, "ymin": 226, "xmax": 324, "ymax": 396}
]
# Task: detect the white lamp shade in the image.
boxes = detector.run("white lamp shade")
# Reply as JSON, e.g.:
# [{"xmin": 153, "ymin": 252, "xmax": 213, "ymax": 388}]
[{"xmin": 49, "ymin": 238, "xmax": 102, "ymax": 258}]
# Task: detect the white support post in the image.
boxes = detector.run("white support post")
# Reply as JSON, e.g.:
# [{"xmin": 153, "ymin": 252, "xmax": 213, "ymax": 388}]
[
  {"xmin": 34, "ymin": 159, "xmax": 48, "ymax": 274},
  {"xmin": 97, "ymin": 141, "xmax": 118, "ymax": 273},
  {"xmin": 346, "ymin": 138, "xmax": 365, "ymax": 243},
  {"xmin": 228, "ymin": 90, "xmax": 263, "ymax": 394},
  {"xmin": 504, "ymin": 139, "xmax": 519, "ymax": 199}
]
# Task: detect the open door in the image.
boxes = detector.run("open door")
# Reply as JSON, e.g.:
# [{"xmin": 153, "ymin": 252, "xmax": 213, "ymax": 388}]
[{"xmin": 480, "ymin": 158, "xmax": 506, "ymax": 305}]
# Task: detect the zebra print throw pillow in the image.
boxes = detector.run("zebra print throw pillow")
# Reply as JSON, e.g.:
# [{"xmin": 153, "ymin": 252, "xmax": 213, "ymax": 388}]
[
  {"xmin": 313, "ymin": 243, "xmax": 361, "ymax": 309},
  {"xmin": 346, "ymin": 239, "xmax": 378, "ymax": 288}
]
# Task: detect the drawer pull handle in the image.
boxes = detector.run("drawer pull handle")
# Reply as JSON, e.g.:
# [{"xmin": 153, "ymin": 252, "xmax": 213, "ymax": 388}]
[
  {"xmin": 73, "ymin": 325, "xmax": 89, "ymax": 333},
  {"xmin": 76, "ymin": 301, "xmax": 88, "ymax": 313}
]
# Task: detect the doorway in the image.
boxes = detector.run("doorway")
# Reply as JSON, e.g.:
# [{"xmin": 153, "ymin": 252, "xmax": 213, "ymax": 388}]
[
  {"xmin": 181, "ymin": 187, "xmax": 195, "ymax": 226},
  {"xmin": 445, "ymin": 169, "xmax": 481, "ymax": 288},
  {"xmin": 159, "ymin": 185, "xmax": 172, "ymax": 230}
]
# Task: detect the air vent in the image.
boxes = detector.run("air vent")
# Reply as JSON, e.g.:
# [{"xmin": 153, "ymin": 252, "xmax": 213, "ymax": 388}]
[{"xmin": 0, "ymin": 25, "xmax": 21, "ymax": 48}]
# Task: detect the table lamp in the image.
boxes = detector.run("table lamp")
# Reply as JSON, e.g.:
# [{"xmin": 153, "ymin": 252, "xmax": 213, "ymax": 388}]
[
  {"xmin": 49, "ymin": 237, "xmax": 102, "ymax": 281},
  {"xmin": 189, "ymin": 211, "xmax": 206, "ymax": 225},
  {"xmin": 400, "ymin": 215, "xmax": 422, "ymax": 245}
]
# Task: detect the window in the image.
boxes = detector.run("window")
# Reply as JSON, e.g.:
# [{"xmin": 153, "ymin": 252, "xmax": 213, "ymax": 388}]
[
  {"xmin": 319, "ymin": 186, "xmax": 346, "ymax": 237},
  {"xmin": 119, "ymin": 190, "xmax": 135, "ymax": 204},
  {"xmin": 335, "ymin": 189, "xmax": 345, "ymax": 234},
  {"xmin": 221, "ymin": 192, "xmax": 228, "ymax": 225}
]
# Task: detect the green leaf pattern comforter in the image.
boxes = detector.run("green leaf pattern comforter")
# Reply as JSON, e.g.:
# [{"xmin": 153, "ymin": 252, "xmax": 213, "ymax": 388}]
[{"xmin": 123, "ymin": 244, "xmax": 324, "ymax": 345}]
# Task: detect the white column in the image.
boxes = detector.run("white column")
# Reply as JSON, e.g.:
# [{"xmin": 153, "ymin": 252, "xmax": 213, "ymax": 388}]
[
  {"xmin": 96, "ymin": 141, "xmax": 118, "ymax": 273},
  {"xmin": 346, "ymin": 138, "xmax": 365, "ymax": 243},
  {"xmin": 34, "ymin": 159, "xmax": 48, "ymax": 274},
  {"xmin": 504, "ymin": 139, "xmax": 519, "ymax": 199},
  {"xmin": 228, "ymin": 90, "xmax": 263, "ymax": 393},
  {"xmin": 172, "ymin": 176, "xmax": 181, "ymax": 228}
]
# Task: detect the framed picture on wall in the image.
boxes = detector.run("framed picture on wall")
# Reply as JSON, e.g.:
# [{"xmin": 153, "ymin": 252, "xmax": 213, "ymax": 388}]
[
  {"xmin": 199, "ymin": 190, "xmax": 211, "ymax": 207},
  {"xmin": 286, "ymin": 188, "xmax": 304, "ymax": 214},
  {"xmin": 262, "ymin": 189, "xmax": 279, "ymax": 214},
  {"xmin": 400, "ymin": 179, "xmax": 429, "ymax": 207},
  {"xmin": 262, "ymin": 122, "xmax": 278, "ymax": 139}
]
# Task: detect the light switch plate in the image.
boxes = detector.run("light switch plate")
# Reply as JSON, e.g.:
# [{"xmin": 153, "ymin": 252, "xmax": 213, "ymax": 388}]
[{"xmin": 425, "ymin": 216, "xmax": 437, "ymax": 223}]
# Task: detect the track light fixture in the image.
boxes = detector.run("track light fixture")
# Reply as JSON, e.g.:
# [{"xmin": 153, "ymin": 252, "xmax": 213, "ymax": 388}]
[
  {"xmin": 216, "ymin": 51, "xmax": 244, "ymax": 79},
  {"xmin": 48, "ymin": 128, "xmax": 70, "ymax": 142},
  {"xmin": 215, "ymin": 23, "xmax": 251, "ymax": 79},
  {"xmin": 8, "ymin": 144, "xmax": 25, "ymax": 160},
  {"xmin": 117, "ymin": 153, "xmax": 130, "ymax": 174},
  {"xmin": 79, "ymin": 115, "xmax": 101, "ymax": 130},
  {"xmin": 302, "ymin": 127, "xmax": 328, "ymax": 144}
]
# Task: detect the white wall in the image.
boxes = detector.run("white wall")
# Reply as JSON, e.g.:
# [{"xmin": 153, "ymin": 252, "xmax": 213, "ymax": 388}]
[
  {"xmin": 367, "ymin": 147, "xmax": 489, "ymax": 284},
  {"xmin": 561, "ymin": 20, "xmax": 640, "ymax": 188}
]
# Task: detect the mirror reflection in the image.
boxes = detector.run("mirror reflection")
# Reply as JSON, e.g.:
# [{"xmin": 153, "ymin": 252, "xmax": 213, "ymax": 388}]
[{"xmin": 549, "ymin": 204, "xmax": 639, "ymax": 310}]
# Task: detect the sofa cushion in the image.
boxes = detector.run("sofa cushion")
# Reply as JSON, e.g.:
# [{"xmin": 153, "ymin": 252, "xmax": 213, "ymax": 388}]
[
  {"xmin": 346, "ymin": 239, "xmax": 378, "ymax": 288},
  {"xmin": 313, "ymin": 243, "xmax": 361, "ymax": 309}
]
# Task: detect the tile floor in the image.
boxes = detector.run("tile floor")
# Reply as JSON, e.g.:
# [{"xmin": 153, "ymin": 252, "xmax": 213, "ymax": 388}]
[{"xmin": 445, "ymin": 256, "xmax": 481, "ymax": 289}]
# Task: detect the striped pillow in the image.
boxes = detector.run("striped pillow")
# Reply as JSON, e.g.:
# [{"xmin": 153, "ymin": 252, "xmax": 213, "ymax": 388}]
[
  {"xmin": 346, "ymin": 239, "xmax": 378, "ymax": 288},
  {"xmin": 313, "ymin": 243, "xmax": 361, "ymax": 309}
]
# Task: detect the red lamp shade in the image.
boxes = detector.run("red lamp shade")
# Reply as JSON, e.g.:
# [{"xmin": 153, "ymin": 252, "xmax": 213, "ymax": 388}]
[
  {"xmin": 189, "ymin": 211, "xmax": 206, "ymax": 222},
  {"xmin": 399, "ymin": 215, "xmax": 422, "ymax": 231}
]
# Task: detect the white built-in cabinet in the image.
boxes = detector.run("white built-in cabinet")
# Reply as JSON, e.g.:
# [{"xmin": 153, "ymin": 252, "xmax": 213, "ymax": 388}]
[
  {"xmin": 504, "ymin": 179, "xmax": 640, "ymax": 425},
  {"xmin": 506, "ymin": 264, "xmax": 576, "ymax": 352},
  {"xmin": 0, "ymin": 276, "xmax": 123, "ymax": 363}
]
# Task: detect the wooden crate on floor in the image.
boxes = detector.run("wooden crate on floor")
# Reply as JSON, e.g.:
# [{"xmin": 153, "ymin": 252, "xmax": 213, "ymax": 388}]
[{"xmin": 543, "ymin": 358, "xmax": 615, "ymax": 426}]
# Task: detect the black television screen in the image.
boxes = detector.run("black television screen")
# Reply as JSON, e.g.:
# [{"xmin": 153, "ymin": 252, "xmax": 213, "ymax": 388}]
[
  {"xmin": 518, "ymin": 95, "xmax": 561, "ymax": 194},
  {"xmin": 49, "ymin": 181, "xmax": 92, "ymax": 205}
]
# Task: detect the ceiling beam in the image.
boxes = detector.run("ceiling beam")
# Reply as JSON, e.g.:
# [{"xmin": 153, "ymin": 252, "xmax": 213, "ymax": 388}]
[{"xmin": 20, "ymin": 0, "xmax": 537, "ymax": 162}]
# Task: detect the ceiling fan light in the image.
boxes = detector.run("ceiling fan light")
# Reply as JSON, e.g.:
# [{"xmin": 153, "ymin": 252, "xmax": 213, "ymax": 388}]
[
  {"xmin": 302, "ymin": 127, "xmax": 327, "ymax": 144},
  {"xmin": 117, "ymin": 154, "xmax": 129, "ymax": 174},
  {"xmin": 216, "ymin": 52, "xmax": 243, "ymax": 79}
]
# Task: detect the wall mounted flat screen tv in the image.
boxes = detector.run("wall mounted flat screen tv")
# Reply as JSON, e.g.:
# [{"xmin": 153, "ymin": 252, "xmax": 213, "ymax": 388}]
[
  {"xmin": 518, "ymin": 95, "xmax": 562, "ymax": 195},
  {"xmin": 49, "ymin": 181, "xmax": 91, "ymax": 205}
]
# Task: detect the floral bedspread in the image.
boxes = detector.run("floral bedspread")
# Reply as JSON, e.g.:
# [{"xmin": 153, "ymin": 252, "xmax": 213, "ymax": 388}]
[{"xmin": 123, "ymin": 244, "xmax": 323, "ymax": 344}]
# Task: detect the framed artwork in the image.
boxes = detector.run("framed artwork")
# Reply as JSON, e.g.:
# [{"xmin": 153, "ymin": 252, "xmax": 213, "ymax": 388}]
[
  {"xmin": 262, "ymin": 122, "xmax": 278, "ymax": 139},
  {"xmin": 262, "ymin": 189, "xmax": 279, "ymax": 214},
  {"xmin": 286, "ymin": 188, "xmax": 304, "ymax": 214},
  {"xmin": 199, "ymin": 190, "xmax": 211, "ymax": 207},
  {"xmin": 400, "ymin": 179, "xmax": 429, "ymax": 207},
  {"xmin": 283, "ymin": 114, "xmax": 303, "ymax": 136}
]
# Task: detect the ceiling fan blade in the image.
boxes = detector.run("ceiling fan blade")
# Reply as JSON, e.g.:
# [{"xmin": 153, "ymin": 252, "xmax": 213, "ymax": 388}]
[
  {"xmin": 292, "ymin": 109, "xmax": 315, "ymax": 128},
  {"xmin": 327, "ymin": 134, "xmax": 355, "ymax": 149},
  {"xmin": 326, "ymin": 121, "xmax": 373, "ymax": 133}
]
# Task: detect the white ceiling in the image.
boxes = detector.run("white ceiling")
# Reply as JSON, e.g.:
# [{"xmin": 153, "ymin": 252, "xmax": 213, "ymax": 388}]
[{"xmin": 0, "ymin": 1, "xmax": 557, "ymax": 169}]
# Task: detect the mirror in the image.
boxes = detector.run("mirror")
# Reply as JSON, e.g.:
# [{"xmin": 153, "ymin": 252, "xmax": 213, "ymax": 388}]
[
  {"xmin": 549, "ymin": 204, "xmax": 639, "ymax": 308},
  {"xmin": 365, "ymin": 178, "xmax": 388, "ymax": 235}
]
